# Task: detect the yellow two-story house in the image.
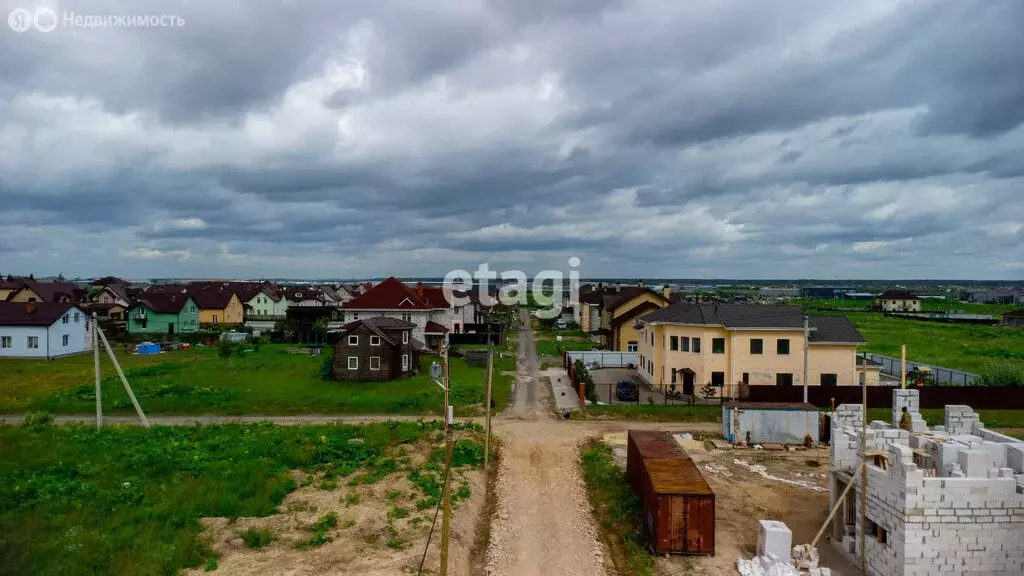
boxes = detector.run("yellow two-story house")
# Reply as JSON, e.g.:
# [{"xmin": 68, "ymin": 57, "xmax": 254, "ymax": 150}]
[
  {"xmin": 190, "ymin": 289, "xmax": 244, "ymax": 327},
  {"xmin": 636, "ymin": 303, "xmax": 865, "ymax": 398},
  {"xmin": 579, "ymin": 283, "xmax": 675, "ymax": 351}
]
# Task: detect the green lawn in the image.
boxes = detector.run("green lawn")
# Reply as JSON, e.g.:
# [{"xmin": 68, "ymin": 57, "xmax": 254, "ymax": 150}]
[
  {"xmin": 865, "ymin": 408, "xmax": 1024, "ymax": 429},
  {"xmin": 535, "ymin": 339, "xmax": 596, "ymax": 357},
  {"xmin": 807, "ymin": 310, "xmax": 1024, "ymax": 375},
  {"xmin": 0, "ymin": 420, "xmax": 485, "ymax": 575},
  {"xmin": 0, "ymin": 345, "xmax": 511, "ymax": 416},
  {"xmin": 800, "ymin": 299, "xmax": 1019, "ymax": 317},
  {"xmin": 571, "ymin": 404, "xmax": 721, "ymax": 422}
]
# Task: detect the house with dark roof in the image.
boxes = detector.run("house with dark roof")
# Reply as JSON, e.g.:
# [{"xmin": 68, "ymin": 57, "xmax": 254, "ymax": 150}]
[
  {"xmin": 188, "ymin": 286, "xmax": 243, "ymax": 327},
  {"xmin": 875, "ymin": 290, "xmax": 921, "ymax": 312},
  {"xmin": 126, "ymin": 294, "xmax": 200, "ymax": 335},
  {"xmin": 331, "ymin": 317, "xmax": 418, "ymax": 381},
  {"xmin": 237, "ymin": 283, "xmax": 288, "ymax": 319},
  {"xmin": 5, "ymin": 280, "xmax": 85, "ymax": 304},
  {"xmin": 340, "ymin": 277, "xmax": 454, "ymax": 350},
  {"xmin": 577, "ymin": 282, "xmax": 677, "ymax": 351},
  {"xmin": 94, "ymin": 283, "xmax": 132, "ymax": 308},
  {"xmin": 281, "ymin": 285, "xmax": 334, "ymax": 308},
  {"xmin": 635, "ymin": 303, "xmax": 865, "ymax": 398},
  {"xmin": 0, "ymin": 301, "xmax": 92, "ymax": 358},
  {"xmin": 1002, "ymin": 308, "xmax": 1024, "ymax": 328}
]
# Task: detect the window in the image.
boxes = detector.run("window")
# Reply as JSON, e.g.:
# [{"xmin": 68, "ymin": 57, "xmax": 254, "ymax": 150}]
[
  {"xmin": 711, "ymin": 372, "xmax": 725, "ymax": 387},
  {"xmin": 348, "ymin": 335, "xmax": 359, "ymax": 346},
  {"xmin": 402, "ymin": 354, "xmax": 409, "ymax": 370},
  {"xmin": 353, "ymin": 312, "xmax": 359, "ymax": 320},
  {"xmin": 742, "ymin": 372, "xmax": 749, "ymax": 384},
  {"xmin": 370, "ymin": 356, "xmax": 380, "ymax": 370},
  {"xmin": 867, "ymin": 519, "xmax": 888, "ymax": 546},
  {"xmin": 671, "ymin": 368, "xmax": 677, "ymax": 383},
  {"xmin": 650, "ymin": 332, "xmax": 654, "ymax": 346},
  {"xmin": 402, "ymin": 312, "xmax": 412, "ymax": 323},
  {"xmin": 821, "ymin": 373, "xmax": 838, "ymax": 387},
  {"xmin": 627, "ymin": 341, "xmax": 638, "ymax": 352},
  {"xmin": 62, "ymin": 334, "xmax": 69, "ymax": 346},
  {"xmin": 28, "ymin": 297, "xmax": 36, "ymax": 303},
  {"xmin": 712, "ymin": 338, "xmax": 725, "ymax": 354},
  {"xmin": 62, "ymin": 314, "xmax": 69, "ymax": 324},
  {"xmin": 692, "ymin": 337, "xmax": 701, "ymax": 353},
  {"xmin": 347, "ymin": 357, "xmax": 358, "ymax": 369},
  {"xmin": 670, "ymin": 336, "xmax": 679, "ymax": 351},
  {"xmin": 74, "ymin": 313, "xmax": 80, "ymax": 322},
  {"xmin": 0, "ymin": 336, "xmax": 10, "ymax": 348},
  {"xmin": 776, "ymin": 373, "xmax": 794, "ymax": 387},
  {"xmin": 212, "ymin": 315, "xmax": 218, "ymax": 324},
  {"xmin": 402, "ymin": 331, "xmax": 409, "ymax": 344},
  {"xmin": 750, "ymin": 338, "xmax": 763, "ymax": 354},
  {"xmin": 27, "ymin": 336, "xmax": 39, "ymax": 349},
  {"xmin": 370, "ymin": 335, "xmax": 381, "ymax": 346},
  {"xmin": 777, "ymin": 339, "xmax": 790, "ymax": 355},
  {"xmin": 682, "ymin": 336, "xmax": 690, "ymax": 352}
]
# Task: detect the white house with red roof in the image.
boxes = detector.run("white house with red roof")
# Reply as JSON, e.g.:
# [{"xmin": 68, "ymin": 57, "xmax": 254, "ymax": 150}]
[{"xmin": 340, "ymin": 277, "xmax": 454, "ymax": 350}]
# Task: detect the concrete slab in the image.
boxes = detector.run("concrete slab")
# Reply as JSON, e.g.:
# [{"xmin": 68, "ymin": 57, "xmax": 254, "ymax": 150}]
[{"xmin": 543, "ymin": 368, "xmax": 580, "ymax": 411}]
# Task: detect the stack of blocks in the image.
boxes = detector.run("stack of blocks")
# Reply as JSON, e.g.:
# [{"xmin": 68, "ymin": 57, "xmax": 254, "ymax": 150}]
[
  {"xmin": 944, "ymin": 405, "xmax": 981, "ymax": 436},
  {"xmin": 891, "ymin": 388, "xmax": 928, "ymax": 432}
]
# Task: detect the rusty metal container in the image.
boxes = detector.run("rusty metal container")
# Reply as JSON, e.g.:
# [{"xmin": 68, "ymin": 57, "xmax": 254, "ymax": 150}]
[{"xmin": 626, "ymin": 430, "xmax": 715, "ymax": 556}]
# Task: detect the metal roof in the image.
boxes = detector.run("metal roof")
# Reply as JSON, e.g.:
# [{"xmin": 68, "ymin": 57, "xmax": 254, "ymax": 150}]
[{"xmin": 645, "ymin": 458, "xmax": 714, "ymax": 496}]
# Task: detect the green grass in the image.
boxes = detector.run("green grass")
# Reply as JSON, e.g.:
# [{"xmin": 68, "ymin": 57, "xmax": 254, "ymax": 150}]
[
  {"xmin": 571, "ymin": 404, "xmax": 722, "ymax": 422},
  {"xmin": 238, "ymin": 527, "xmax": 273, "ymax": 549},
  {"xmin": 0, "ymin": 344, "xmax": 513, "ymax": 416},
  {"xmin": 799, "ymin": 299, "xmax": 1019, "ymax": 317},
  {"xmin": 806, "ymin": 310, "xmax": 1024, "ymax": 375},
  {"xmin": 580, "ymin": 441, "xmax": 653, "ymax": 576},
  {"xmin": 0, "ymin": 420, "xmax": 475, "ymax": 575},
  {"xmin": 866, "ymin": 408, "xmax": 1024, "ymax": 429},
  {"xmin": 387, "ymin": 506, "xmax": 409, "ymax": 520},
  {"xmin": 535, "ymin": 339, "xmax": 596, "ymax": 357}
]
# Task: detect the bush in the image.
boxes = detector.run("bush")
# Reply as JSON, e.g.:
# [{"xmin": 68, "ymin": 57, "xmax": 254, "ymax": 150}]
[
  {"xmin": 319, "ymin": 346, "xmax": 335, "ymax": 381},
  {"xmin": 238, "ymin": 527, "xmax": 273, "ymax": 549},
  {"xmin": 218, "ymin": 340, "xmax": 235, "ymax": 358},
  {"xmin": 21, "ymin": 411, "xmax": 53, "ymax": 429},
  {"xmin": 979, "ymin": 361, "xmax": 1024, "ymax": 387},
  {"xmin": 387, "ymin": 506, "xmax": 409, "ymax": 520}
]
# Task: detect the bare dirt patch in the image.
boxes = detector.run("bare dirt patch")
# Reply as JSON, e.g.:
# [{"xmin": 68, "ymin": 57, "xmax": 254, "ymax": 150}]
[{"xmin": 183, "ymin": 438, "xmax": 487, "ymax": 576}]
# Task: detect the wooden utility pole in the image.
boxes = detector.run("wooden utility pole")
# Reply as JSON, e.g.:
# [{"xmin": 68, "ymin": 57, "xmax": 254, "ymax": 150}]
[
  {"xmin": 93, "ymin": 313, "xmax": 102, "ymax": 429},
  {"xmin": 860, "ymin": 354, "xmax": 868, "ymax": 574},
  {"xmin": 900, "ymin": 344, "xmax": 907, "ymax": 388},
  {"xmin": 440, "ymin": 335, "xmax": 452, "ymax": 576},
  {"xmin": 96, "ymin": 322, "xmax": 150, "ymax": 427},
  {"xmin": 484, "ymin": 321, "xmax": 494, "ymax": 473},
  {"xmin": 802, "ymin": 314, "xmax": 810, "ymax": 403}
]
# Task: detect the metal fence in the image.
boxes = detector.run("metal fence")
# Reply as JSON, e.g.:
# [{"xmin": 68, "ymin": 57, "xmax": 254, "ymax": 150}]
[
  {"xmin": 565, "ymin": 350, "xmax": 637, "ymax": 368},
  {"xmin": 858, "ymin": 353, "xmax": 980, "ymax": 386}
]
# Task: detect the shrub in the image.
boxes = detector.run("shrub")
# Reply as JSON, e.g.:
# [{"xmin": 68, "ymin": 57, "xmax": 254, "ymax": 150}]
[
  {"xmin": 315, "ymin": 512, "xmax": 338, "ymax": 531},
  {"xmin": 387, "ymin": 506, "xmax": 409, "ymax": 520},
  {"xmin": 386, "ymin": 536, "xmax": 408, "ymax": 549},
  {"xmin": 979, "ymin": 361, "xmax": 1024, "ymax": 387},
  {"xmin": 319, "ymin": 346, "xmax": 334, "ymax": 381},
  {"xmin": 238, "ymin": 527, "xmax": 273, "ymax": 550},
  {"xmin": 218, "ymin": 340, "xmax": 235, "ymax": 358},
  {"xmin": 345, "ymin": 492, "xmax": 360, "ymax": 507},
  {"xmin": 21, "ymin": 411, "xmax": 53, "ymax": 429},
  {"xmin": 204, "ymin": 558, "xmax": 218, "ymax": 572}
]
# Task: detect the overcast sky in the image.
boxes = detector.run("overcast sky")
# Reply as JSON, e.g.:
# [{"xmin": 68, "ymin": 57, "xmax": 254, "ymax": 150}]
[{"xmin": 1, "ymin": 0, "xmax": 1022, "ymax": 280}]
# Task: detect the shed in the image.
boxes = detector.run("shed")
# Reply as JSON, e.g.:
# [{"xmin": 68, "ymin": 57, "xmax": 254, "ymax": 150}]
[
  {"xmin": 722, "ymin": 401, "xmax": 819, "ymax": 445},
  {"xmin": 627, "ymin": 430, "xmax": 715, "ymax": 556}
]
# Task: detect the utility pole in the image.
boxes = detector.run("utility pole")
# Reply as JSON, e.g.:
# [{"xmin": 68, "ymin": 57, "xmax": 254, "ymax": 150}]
[
  {"xmin": 901, "ymin": 344, "xmax": 907, "ymax": 389},
  {"xmin": 860, "ymin": 354, "xmax": 868, "ymax": 575},
  {"xmin": 484, "ymin": 316, "xmax": 493, "ymax": 474},
  {"xmin": 440, "ymin": 333, "xmax": 452, "ymax": 576},
  {"xmin": 802, "ymin": 314, "xmax": 810, "ymax": 403},
  {"xmin": 93, "ymin": 313, "xmax": 102, "ymax": 429}
]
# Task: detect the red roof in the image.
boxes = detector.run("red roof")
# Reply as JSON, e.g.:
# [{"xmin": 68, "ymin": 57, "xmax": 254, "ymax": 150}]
[
  {"xmin": 0, "ymin": 302, "xmax": 78, "ymax": 326},
  {"xmin": 425, "ymin": 321, "xmax": 449, "ymax": 334},
  {"xmin": 188, "ymin": 287, "xmax": 237, "ymax": 310},
  {"xmin": 344, "ymin": 277, "xmax": 428, "ymax": 310}
]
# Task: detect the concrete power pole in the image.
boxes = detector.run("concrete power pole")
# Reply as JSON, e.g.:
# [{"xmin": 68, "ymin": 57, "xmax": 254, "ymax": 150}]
[{"xmin": 440, "ymin": 334, "xmax": 452, "ymax": 576}]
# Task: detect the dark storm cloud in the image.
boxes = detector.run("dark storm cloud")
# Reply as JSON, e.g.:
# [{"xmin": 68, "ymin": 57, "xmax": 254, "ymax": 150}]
[{"xmin": 2, "ymin": 0, "xmax": 1023, "ymax": 279}]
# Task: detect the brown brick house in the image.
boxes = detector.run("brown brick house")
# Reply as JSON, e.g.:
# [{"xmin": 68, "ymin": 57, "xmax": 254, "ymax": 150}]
[{"xmin": 331, "ymin": 317, "xmax": 418, "ymax": 381}]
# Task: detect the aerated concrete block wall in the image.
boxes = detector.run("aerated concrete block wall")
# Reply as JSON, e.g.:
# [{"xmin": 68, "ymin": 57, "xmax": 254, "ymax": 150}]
[
  {"xmin": 892, "ymin": 389, "xmax": 920, "ymax": 427},
  {"xmin": 945, "ymin": 405, "xmax": 981, "ymax": 436}
]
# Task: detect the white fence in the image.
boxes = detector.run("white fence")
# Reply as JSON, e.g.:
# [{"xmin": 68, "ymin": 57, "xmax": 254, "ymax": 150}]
[{"xmin": 565, "ymin": 350, "xmax": 637, "ymax": 368}]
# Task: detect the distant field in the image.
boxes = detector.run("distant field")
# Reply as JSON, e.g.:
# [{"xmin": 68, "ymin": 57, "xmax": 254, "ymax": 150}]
[
  {"xmin": 800, "ymin": 298, "xmax": 1019, "ymax": 317},
  {"xmin": 0, "ymin": 345, "xmax": 511, "ymax": 416},
  {"xmin": 805, "ymin": 310, "xmax": 1024, "ymax": 375}
]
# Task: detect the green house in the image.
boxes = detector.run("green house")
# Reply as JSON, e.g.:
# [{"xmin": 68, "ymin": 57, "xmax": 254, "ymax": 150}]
[{"xmin": 126, "ymin": 294, "xmax": 200, "ymax": 335}]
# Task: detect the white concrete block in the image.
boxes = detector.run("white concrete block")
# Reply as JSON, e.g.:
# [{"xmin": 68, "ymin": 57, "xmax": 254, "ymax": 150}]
[
  {"xmin": 757, "ymin": 520, "xmax": 793, "ymax": 561},
  {"xmin": 957, "ymin": 449, "xmax": 993, "ymax": 478}
]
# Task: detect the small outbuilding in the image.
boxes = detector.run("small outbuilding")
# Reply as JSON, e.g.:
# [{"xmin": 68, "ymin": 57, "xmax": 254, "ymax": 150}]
[{"xmin": 722, "ymin": 401, "xmax": 819, "ymax": 445}]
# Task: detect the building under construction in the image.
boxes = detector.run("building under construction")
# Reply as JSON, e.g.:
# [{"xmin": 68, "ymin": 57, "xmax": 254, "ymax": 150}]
[{"xmin": 828, "ymin": 389, "xmax": 1024, "ymax": 575}]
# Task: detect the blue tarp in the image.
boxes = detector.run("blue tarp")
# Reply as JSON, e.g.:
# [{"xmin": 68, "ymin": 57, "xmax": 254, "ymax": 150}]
[{"xmin": 137, "ymin": 342, "xmax": 160, "ymax": 355}]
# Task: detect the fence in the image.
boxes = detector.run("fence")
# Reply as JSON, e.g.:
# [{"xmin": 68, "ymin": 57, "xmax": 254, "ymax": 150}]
[
  {"xmin": 858, "ymin": 352, "xmax": 980, "ymax": 386},
  {"xmin": 742, "ymin": 385, "xmax": 1024, "ymax": 410},
  {"xmin": 565, "ymin": 350, "xmax": 637, "ymax": 368}
]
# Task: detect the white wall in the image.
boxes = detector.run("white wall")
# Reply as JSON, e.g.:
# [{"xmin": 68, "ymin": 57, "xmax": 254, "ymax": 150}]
[{"xmin": 0, "ymin": 307, "xmax": 90, "ymax": 358}]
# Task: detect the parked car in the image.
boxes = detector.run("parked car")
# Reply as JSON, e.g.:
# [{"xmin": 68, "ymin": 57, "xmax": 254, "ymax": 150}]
[
  {"xmin": 615, "ymin": 379, "xmax": 639, "ymax": 401},
  {"xmin": 555, "ymin": 319, "xmax": 567, "ymax": 330}
]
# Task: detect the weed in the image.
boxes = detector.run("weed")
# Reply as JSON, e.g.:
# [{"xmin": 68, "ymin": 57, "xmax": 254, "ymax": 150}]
[
  {"xmin": 452, "ymin": 482, "xmax": 471, "ymax": 503},
  {"xmin": 315, "ymin": 512, "xmax": 339, "ymax": 531},
  {"xmin": 320, "ymin": 479, "xmax": 338, "ymax": 491},
  {"xmin": 387, "ymin": 490, "xmax": 402, "ymax": 501},
  {"xmin": 204, "ymin": 557, "xmax": 218, "ymax": 572},
  {"xmin": 288, "ymin": 502, "xmax": 313, "ymax": 513},
  {"xmin": 387, "ymin": 506, "xmax": 409, "ymax": 520},
  {"xmin": 342, "ymin": 519, "xmax": 356, "ymax": 529},
  {"xmin": 363, "ymin": 532, "xmax": 380, "ymax": 545},
  {"xmin": 296, "ymin": 513, "xmax": 339, "ymax": 550},
  {"xmin": 239, "ymin": 527, "xmax": 273, "ymax": 550},
  {"xmin": 386, "ymin": 536, "xmax": 408, "ymax": 550},
  {"xmin": 345, "ymin": 492, "xmax": 360, "ymax": 507},
  {"xmin": 21, "ymin": 411, "xmax": 53, "ymax": 429}
]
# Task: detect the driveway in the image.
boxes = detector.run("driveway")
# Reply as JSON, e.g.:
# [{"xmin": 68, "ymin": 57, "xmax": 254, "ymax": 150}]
[{"xmin": 589, "ymin": 368, "xmax": 666, "ymax": 405}]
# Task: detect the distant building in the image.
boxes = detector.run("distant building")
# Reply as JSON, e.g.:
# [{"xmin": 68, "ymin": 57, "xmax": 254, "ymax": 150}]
[
  {"xmin": 800, "ymin": 287, "xmax": 853, "ymax": 299},
  {"xmin": 875, "ymin": 290, "xmax": 921, "ymax": 312},
  {"xmin": 126, "ymin": 294, "xmax": 200, "ymax": 335},
  {"xmin": 0, "ymin": 302, "xmax": 92, "ymax": 358},
  {"xmin": 757, "ymin": 287, "xmax": 800, "ymax": 300}
]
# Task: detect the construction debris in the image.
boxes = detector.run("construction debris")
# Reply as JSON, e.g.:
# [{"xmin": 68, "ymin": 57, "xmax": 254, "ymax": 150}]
[{"xmin": 732, "ymin": 459, "xmax": 827, "ymax": 492}]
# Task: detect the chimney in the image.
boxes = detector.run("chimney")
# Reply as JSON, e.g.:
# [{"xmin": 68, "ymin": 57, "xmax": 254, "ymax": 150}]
[
  {"xmin": 26, "ymin": 301, "xmax": 36, "ymax": 315},
  {"xmin": 417, "ymin": 281, "xmax": 424, "ymax": 300},
  {"xmin": 663, "ymin": 286, "xmax": 671, "ymax": 300},
  {"xmin": 638, "ymin": 279, "xmax": 645, "ymax": 288}
]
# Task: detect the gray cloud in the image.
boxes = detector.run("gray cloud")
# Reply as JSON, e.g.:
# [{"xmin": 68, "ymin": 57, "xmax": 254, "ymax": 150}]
[{"xmin": 1, "ymin": 0, "xmax": 1023, "ymax": 279}]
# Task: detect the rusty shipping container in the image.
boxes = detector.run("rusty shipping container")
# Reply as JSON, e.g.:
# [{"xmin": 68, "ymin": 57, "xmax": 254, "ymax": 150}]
[{"xmin": 626, "ymin": 430, "xmax": 715, "ymax": 556}]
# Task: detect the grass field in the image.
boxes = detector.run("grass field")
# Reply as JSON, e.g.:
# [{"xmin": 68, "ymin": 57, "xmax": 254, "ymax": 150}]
[
  {"xmin": 0, "ymin": 420, "xmax": 484, "ymax": 576},
  {"xmin": 535, "ymin": 339, "xmax": 596, "ymax": 357},
  {"xmin": 865, "ymin": 408, "xmax": 1024, "ymax": 429},
  {"xmin": 801, "ymin": 299, "xmax": 1019, "ymax": 317},
  {"xmin": 806, "ymin": 310, "xmax": 1024, "ymax": 375},
  {"xmin": 0, "ymin": 345, "xmax": 512, "ymax": 416},
  {"xmin": 571, "ymin": 404, "xmax": 721, "ymax": 422}
]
